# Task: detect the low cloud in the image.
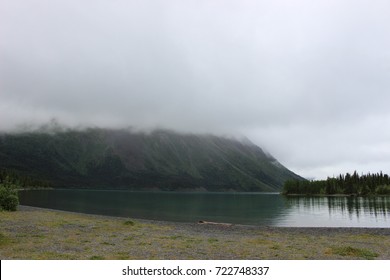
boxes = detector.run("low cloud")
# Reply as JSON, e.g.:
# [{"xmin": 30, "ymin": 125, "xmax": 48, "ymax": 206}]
[{"xmin": 1, "ymin": 0, "xmax": 390, "ymax": 178}]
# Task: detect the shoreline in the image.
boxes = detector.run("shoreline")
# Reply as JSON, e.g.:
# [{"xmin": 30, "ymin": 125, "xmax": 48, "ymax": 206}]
[
  {"xmin": 17, "ymin": 205, "xmax": 390, "ymax": 234},
  {"xmin": 1, "ymin": 205, "xmax": 390, "ymax": 260}
]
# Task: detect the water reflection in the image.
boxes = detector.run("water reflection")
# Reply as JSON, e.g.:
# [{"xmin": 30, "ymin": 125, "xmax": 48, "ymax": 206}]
[
  {"xmin": 282, "ymin": 196, "xmax": 390, "ymax": 227},
  {"xmin": 18, "ymin": 190, "xmax": 286, "ymax": 226}
]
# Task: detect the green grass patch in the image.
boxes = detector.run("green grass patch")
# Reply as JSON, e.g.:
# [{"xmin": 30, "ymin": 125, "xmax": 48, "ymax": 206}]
[
  {"xmin": 116, "ymin": 251, "xmax": 130, "ymax": 260},
  {"xmin": 32, "ymin": 234, "xmax": 46, "ymax": 239},
  {"xmin": 160, "ymin": 235, "xmax": 183, "ymax": 240},
  {"xmin": 208, "ymin": 238, "xmax": 219, "ymax": 243},
  {"xmin": 331, "ymin": 246, "xmax": 379, "ymax": 260},
  {"xmin": 0, "ymin": 232, "xmax": 10, "ymax": 246},
  {"xmin": 89, "ymin": 255, "xmax": 105, "ymax": 260},
  {"xmin": 123, "ymin": 220, "xmax": 135, "ymax": 226},
  {"xmin": 184, "ymin": 237, "xmax": 202, "ymax": 244},
  {"xmin": 169, "ymin": 235, "xmax": 183, "ymax": 240}
]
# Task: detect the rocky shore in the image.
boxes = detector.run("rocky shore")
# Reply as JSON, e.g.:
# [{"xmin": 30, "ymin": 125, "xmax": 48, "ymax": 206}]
[{"xmin": 0, "ymin": 206, "xmax": 389, "ymax": 260}]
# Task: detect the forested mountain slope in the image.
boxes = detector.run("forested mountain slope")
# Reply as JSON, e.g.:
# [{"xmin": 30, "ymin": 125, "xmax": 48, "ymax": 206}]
[{"xmin": 0, "ymin": 129, "xmax": 302, "ymax": 191}]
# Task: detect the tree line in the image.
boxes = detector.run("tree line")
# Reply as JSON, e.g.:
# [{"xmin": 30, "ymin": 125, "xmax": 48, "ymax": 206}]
[
  {"xmin": 0, "ymin": 169, "xmax": 51, "ymax": 189},
  {"xmin": 283, "ymin": 171, "xmax": 390, "ymax": 195}
]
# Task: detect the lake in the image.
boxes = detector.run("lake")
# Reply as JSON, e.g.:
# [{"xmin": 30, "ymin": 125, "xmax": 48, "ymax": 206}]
[{"xmin": 19, "ymin": 190, "xmax": 390, "ymax": 227}]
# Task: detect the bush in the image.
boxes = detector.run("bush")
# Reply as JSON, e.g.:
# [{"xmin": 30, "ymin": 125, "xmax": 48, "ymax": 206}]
[
  {"xmin": 0, "ymin": 180, "xmax": 19, "ymax": 211},
  {"xmin": 123, "ymin": 220, "xmax": 135, "ymax": 226},
  {"xmin": 0, "ymin": 194, "xmax": 19, "ymax": 211}
]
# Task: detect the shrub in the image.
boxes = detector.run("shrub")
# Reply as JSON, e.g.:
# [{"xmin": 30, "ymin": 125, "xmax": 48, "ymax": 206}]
[
  {"xmin": 123, "ymin": 220, "xmax": 135, "ymax": 226},
  {"xmin": 0, "ymin": 194, "xmax": 19, "ymax": 211},
  {"xmin": 0, "ymin": 180, "xmax": 19, "ymax": 211}
]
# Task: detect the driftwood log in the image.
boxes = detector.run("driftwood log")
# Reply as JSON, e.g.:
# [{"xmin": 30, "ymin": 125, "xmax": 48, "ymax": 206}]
[{"xmin": 198, "ymin": 220, "xmax": 232, "ymax": 226}]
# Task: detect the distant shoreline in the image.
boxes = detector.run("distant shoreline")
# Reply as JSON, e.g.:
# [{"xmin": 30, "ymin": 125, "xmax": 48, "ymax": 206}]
[
  {"xmin": 283, "ymin": 193, "xmax": 390, "ymax": 197},
  {"xmin": 18, "ymin": 188, "xmax": 280, "ymax": 194}
]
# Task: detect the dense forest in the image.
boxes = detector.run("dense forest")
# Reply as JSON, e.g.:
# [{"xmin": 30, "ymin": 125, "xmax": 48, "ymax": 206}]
[
  {"xmin": 0, "ymin": 168, "xmax": 50, "ymax": 189},
  {"xmin": 283, "ymin": 171, "xmax": 390, "ymax": 195}
]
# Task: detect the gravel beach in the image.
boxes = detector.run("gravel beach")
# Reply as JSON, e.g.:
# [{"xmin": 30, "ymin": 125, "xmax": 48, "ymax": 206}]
[{"xmin": 1, "ymin": 205, "xmax": 389, "ymax": 260}]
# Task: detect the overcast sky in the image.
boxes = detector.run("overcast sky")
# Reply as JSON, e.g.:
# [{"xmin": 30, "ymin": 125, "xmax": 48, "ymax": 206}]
[{"xmin": 1, "ymin": 0, "xmax": 390, "ymax": 179}]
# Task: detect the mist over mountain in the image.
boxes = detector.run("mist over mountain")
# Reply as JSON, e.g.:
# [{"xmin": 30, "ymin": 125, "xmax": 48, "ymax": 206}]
[{"xmin": 0, "ymin": 128, "xmax": 302, "ymax": 191}]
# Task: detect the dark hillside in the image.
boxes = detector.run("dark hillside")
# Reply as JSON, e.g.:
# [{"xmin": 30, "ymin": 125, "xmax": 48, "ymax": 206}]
[{"xmin": 0, "ymin": 129, "xmax": 302, "ymax": 191}]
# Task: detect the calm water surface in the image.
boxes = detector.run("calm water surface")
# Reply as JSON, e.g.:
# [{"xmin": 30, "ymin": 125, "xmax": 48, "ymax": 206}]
[{"xmin": 19, "ymin": 190, "xmax": 390, "ymax": 227}]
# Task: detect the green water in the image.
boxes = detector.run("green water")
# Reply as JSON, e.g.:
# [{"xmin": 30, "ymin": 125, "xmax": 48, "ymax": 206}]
[{"xmin": 19, "ymin": 190, "xmax": 390, "ymax": 227}]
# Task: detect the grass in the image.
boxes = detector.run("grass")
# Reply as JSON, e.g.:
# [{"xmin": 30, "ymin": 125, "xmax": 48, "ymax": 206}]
[
  {"xmin": 123, "ymin": 236, "xmax": 134, "ymax": 241},
  {"xmin": 0, "ymin": 207, "xmax": 389, "ymax": 260},
  {"xmin": 123, "ymin": 220, "xmax": 135, "ymax": 226},
  {"xmin": 0, "ymin": 232, "xmax": 10, "ymax": 246},
  {"xmin": 207, "ymin": 238, "xmax": 219, "ymax": 243},
  {"xmin": 160, "ymin": 235, "xmax": 183, "ymax": 240},
  {"xmin": 329, "ymin": 246, "xmax": 379, "ymax": 260},
  {"xmin": 89, "ymin": 255, "xmax": 105, "ymax": 260}
]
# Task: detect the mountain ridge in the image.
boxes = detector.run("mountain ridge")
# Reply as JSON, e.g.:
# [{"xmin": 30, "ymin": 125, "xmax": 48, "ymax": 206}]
[{"xmin": 0, "ymin": 128, "xmax": 302, "ymax": 191}]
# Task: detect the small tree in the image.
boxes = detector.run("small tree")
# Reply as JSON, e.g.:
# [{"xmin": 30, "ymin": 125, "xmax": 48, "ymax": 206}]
[{"xmin": 0, "ymin": 179, "xmax": 19, "ymax": 211}]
